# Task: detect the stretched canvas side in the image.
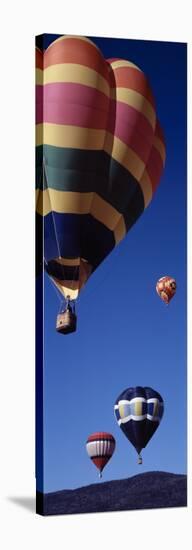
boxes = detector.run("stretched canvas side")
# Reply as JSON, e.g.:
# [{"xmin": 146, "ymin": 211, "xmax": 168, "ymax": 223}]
[{"xmin": 35, "ymin": 33, "xmax": 187, "ymax": 516}]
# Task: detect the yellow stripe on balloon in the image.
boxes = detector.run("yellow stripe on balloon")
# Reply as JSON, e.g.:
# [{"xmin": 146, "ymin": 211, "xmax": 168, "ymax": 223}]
[
  {"xmin": 104, "ymin": 135, "xmax": 154, "ymax": 209},
  {"xmin": 44, "ymin": 63, "xmax": 110, "ymax": 97},
  {"xmin": 109, "ymin": 59, "xmax": 142, "ymax": 72},
  {"xmin": 36, "ymin": 68, "xmax": 43, "ymax": 85},
  {"xmin": 113, "ymin": 216, "xmax": 127, "ymax": 244},
  {"xmin": 36, "ymin": 188, "xmax": 40, "ymax": 208},
  {"xmin": 55, "ymin": 258, "xmax": 92, "ymax": 279},
  {"xmin": 91, "ymin": 194, "xmax": 122, "ymax": 231},
  {"xmin": 139, "ymin": 170, "xmax": 153, "ymax": 208},
  {"xmin": 36, "ymin": 189, "xmax": 123, "ymax": 235},
  {"xmin": 112, "ymin": 87, "xmax": 156, "ymax": 130},
  {"xmin": 55, "ymin": 257, "xmax": 81, "ymax": 267},
  {"xmin": 36, "ymin": 123, "xmax": 106, "ymax": 149},
  {"xmin": 134, "ymin": 401, "xmax": 142, "ymax": 416},
  {"xmin": 119, "ymin": 404, "xmax": 125, "ymax": 419},
  {"xmin": 36, "ymin": 124, "xmax": 44, "ymax": 146},
  {"xmin": 36, "ymin": 189, "xmax": 92, "ymax": 215},
  {"xmin": 153, "ymin": 136, "xmax": 166, "ymax": 165},
  {"xmin": 104, "ymin": 134, "xmax": 145, "ymax": 182},
  {"xmin": 36, "ymin": 188, "xmax": 52, "ymax": 215},
  {"xmin": 153, "ymin": 400, "xmax": 159, "ymax": 417}
]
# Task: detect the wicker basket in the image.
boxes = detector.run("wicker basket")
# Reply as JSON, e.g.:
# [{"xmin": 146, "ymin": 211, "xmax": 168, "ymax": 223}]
[{"xmin": 56, "ymin": 310, "xmax": 77, "ymax": 334}]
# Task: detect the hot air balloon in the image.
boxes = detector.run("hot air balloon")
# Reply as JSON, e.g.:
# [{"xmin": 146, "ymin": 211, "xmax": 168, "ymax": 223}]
[
  {"xmin": 86, "ymin": 432, "xmax": 116, "ymax": 478},
  {"xmin": 114, "ymin": 386, "xmax": 164, "ymax": 464},
  {"xmin": 156, "ymin": 276, "xmax": 176, "ymax": 304},
  {"xmin": 36, "ymin": 35, "xmax": 166, "ymax": 334}
]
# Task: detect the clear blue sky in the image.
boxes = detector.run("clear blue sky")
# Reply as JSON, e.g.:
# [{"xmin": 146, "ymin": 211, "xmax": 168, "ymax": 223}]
[{"xmin": 41, "ymin": 35, "xmax": 187, "ymax": 493}]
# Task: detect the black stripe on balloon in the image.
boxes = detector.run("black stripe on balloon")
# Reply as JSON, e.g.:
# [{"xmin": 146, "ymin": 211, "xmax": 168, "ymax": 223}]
[
  {"xmin": 90, "ymin": 455, "xmax": 112, "ymax": 460},
  {"xmin": 43, "ymin": 212, "xmax": 116, "ymax": 269},
  {"xmin": 36, "ymin": 145, "xmax": 145, "ymax": 220},
  {"xmin": 120, "ymin": 418, "xmax": 160, "ymax": 454},
  {"xmin": 36, "ymin": 213, "xmax": 43, "ymax": 278},
  {"xmin": 120, "ymin": 419, "xmax": 147, "ymax": 454},
  {"xmin": 36, "ymin": 146, "xmax": 43, "ymax": 190},
  {"xmin": 123, "ymin": 187, "xmax": 144, "ymax": 233}
]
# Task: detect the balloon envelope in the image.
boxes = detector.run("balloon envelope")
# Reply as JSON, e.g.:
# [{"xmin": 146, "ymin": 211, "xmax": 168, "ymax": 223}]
[
  {"xmin": 114, "ymin": 386, "xmax": 164, "ymax": 455},
  {"xmin": 86, "ymin": 432, "xmax": 116, "ymax": 475},
  {"xmin": 36, "ymin": 36, "xmax": 166, "ymax": 301},
  {"xmin": 156, "ymin": 276, "xmax": 176, "ymax": 304}
]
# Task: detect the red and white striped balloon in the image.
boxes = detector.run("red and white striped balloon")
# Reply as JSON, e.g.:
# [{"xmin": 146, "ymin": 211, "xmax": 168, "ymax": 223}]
[{"xmin": 86, "ymin": 432, "xmax": 116, "ymax": 478}]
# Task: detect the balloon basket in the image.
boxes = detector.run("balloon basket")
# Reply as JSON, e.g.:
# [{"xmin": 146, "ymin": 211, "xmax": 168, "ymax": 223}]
[
  {"xmin": 56, "ymin": 310, "xmax": 77, "ymax": 334},
  {"xmin": 138, "ymin": 455, "xmax": 143, "ymax": 465}
]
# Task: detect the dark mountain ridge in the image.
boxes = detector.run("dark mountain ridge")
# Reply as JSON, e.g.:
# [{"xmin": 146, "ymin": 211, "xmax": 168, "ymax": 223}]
[{"xmin": 37, "ymin": 471, "xmax": 187, "ymax": 516}]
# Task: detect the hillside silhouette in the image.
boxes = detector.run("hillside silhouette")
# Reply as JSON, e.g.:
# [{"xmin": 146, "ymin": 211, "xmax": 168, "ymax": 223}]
[{"xmin": 37, "ymin": 471, "xmax": 187, "ymax": 516}]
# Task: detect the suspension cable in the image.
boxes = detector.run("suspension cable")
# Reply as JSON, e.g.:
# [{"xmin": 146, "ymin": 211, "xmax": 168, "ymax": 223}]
[{"xmin": 43, "ymin": 155, "xmax": 67, "ymax": 303}]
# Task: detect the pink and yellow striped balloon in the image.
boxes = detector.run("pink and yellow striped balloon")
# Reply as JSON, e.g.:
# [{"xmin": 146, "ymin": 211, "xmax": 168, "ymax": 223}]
[{"xmin": 36, "ymin": 36, "xmax": 166, "ymax": 301}]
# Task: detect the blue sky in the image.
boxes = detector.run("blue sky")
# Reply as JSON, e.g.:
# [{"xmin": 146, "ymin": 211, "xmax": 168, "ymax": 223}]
[{"xmin": 41, "ymin": 35, "xmax": 187, "ymax": 493}]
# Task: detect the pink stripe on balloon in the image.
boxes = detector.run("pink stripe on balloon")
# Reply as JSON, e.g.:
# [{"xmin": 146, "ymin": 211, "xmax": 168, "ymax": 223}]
[
  {"xmin": 108, "ymin": 100, "xmax": 154, "ymax": 140},
  {"xmin": 43, "ymin": 101, "xmax": 109, "ymax": 129},
  {"xmin": 115, "ymin": 123, "xmax": 153, "ymax": 164},
  {"xmin": 36, "ymin": 85, "xmax": 43, "ymax": 124},
  {"xmin": 107, "ymin": 100, "xmax": 154, "ymax": 163},
  {"xmin": 44, "ymin": 82, "xmax": 109, "ymax": 111},
  {"xmin": 43, "ymin": 82, "xmax": 110, "ymax": 128}
]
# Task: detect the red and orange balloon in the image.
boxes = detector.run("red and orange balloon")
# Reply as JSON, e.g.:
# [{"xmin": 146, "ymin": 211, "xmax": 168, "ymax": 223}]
[{"xmin": 156, "ymin": 276, "xmax": 177, "ymax": 304}]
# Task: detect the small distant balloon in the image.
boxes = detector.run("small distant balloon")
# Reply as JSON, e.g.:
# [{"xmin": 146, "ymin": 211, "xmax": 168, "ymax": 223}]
[
  {"xmin": 156, "ymin": 276, "xmax": 176, "ymax": 304},
  {"xmin": 86, "ymin": 432, "xmax": 116, "ymax": 478},
  {"xmin": 114, "ymin": 386, "xmax": 164, "ymax": 464}
]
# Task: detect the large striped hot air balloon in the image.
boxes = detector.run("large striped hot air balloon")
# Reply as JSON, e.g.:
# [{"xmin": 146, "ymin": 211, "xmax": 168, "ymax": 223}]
[
  {"xmin": 86, "ymin": 432, "xmax": 116, "ymax": 478},
  {"xmin": 114, "ymin": 386, "xmax": 164, "ymax": 464},
  {"xmin": 35, "ymin": 35, "xmax": 166, "ymax": 333}
]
